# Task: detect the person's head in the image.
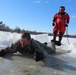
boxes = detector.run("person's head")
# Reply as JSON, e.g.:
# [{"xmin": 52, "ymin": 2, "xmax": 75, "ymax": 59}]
[
  {"xmin": 20, "ymin": 32, "xmax": 31, "ymax": 47},
  {"xmin": 59, "ymin": 6, "xmax": 65, "ymax": 12}
]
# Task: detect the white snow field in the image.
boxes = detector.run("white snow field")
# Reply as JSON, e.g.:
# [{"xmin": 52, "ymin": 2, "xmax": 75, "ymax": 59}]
[{"xmin": 0, "ymin": 31, "xmax": 76, "ymax": 75}]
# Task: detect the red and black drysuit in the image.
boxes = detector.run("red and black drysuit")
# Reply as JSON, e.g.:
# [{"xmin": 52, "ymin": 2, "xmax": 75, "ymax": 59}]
[{"xmin": 52, "ymin": 12, "xmax": 70, "ymax": 42}]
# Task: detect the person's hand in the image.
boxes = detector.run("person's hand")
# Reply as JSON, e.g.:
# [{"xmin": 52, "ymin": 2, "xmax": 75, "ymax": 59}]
[
  {"xmin": 65, "ymin": 24, "xmax": 68, "ymax": 27},
  {"xmin": 34, "ymin": 51, "xmax": 44, "ymax": 62},
  {"xmin": 52, "ymin": 22, "xmax": 55, "ymax": 26},
  {"xmin": 0, "ymin": 49, "xmax": 6, "ymax": 57}
]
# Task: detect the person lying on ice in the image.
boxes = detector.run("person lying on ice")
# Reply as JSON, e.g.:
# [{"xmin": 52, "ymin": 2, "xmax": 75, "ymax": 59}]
[
  {"xmin": 51, "ymin": 6, "xmax": 70, "ymax": 46},
  {"xmin": 0, "ymin": 32, "xmax": 56, "ymax": 61}
]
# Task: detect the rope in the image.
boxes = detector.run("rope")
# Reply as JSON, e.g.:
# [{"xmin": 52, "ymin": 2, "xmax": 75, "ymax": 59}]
[{"xmin": 66, "ymin": 27, "xmax": 70, "ymax": 45}]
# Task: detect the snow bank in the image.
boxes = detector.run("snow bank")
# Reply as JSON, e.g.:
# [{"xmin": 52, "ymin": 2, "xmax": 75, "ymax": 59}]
[{"xmin": 0, "ymin": 31, "xmax": 76, "ymax": 58}]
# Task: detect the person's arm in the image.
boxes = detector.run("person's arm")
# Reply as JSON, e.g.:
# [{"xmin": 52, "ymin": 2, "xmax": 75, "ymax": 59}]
[
  {"xmin": 52, "ymin": 14, "xmax": 57, "ymax": 26},
  {"xmin": 31, "ymin": 39, "xmax": 48, "ymax": 58},
  {"xmin": 0, "ymin": 40, "xmax": 20, "ymax": 57},
  {"xmin": 67, "ymin": 14, "xmax": 70, "ymax": 24},
  {"xmin": 66, "ymin": 13, "xmax": 70, "ymax": 27}
]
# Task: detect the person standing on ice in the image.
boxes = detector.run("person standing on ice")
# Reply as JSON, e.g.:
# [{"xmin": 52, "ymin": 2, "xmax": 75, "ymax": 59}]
[{"xmin": 51, "ymin": 6, "xmax": 70, "ymax": 45}]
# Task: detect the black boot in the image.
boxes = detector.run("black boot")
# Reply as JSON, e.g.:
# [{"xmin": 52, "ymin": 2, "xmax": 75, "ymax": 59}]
[{"xmin": 51, "ymin": 30, "xmax": 57, "ymax": 42}]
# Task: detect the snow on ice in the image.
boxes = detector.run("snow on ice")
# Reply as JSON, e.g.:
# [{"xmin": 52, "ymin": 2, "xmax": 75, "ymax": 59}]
[{"xmin": 0, "ymin": 31, "xmax": 76, "ymax": 57}]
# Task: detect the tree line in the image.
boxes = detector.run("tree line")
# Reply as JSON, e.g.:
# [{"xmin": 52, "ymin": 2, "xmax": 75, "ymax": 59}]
[
  {"xmin": 0, "ymin": 21, "xmax": 76, "ymax": 38},
  {"xmin": 0, "ymin": 21, "xmax": 48, "ymax": 34}
]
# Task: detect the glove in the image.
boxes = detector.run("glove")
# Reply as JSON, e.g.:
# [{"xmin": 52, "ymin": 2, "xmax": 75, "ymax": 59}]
[
  {"xmin": 52, "ymin": 22, "xmax": 55, "ymax": 26},
  {"xmin": 65, "ymin": 24, "xmax": 68, "ymax": 27},
  {"xmin": 0, "ymin": 49, "xmax": 6, "ymax": 57},
  {"xmin": 34, "ymin": 51, "xmax": 44, "ymax": 62}
]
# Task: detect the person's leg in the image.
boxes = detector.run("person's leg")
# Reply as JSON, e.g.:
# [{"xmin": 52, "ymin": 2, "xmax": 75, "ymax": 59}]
[
  {"xmin": 52, "ymin": 30, "xmax": 58, "ymax": 42},
  {"xmin": 59, "ymin": 26, "xmax": 65, "ymax": 43},
  {"xmin": 44, "ymin": 42, "xmax": 47, "ymax": 45},
  {"xmin": 59, "ymin": 32, "xmax": 64, "ymax": 43}
]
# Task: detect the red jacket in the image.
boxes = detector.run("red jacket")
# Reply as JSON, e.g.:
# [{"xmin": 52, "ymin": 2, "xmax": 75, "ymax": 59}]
[{"xmin": 53, "ymin": 12, "xmax": 70, "ymax": 34}]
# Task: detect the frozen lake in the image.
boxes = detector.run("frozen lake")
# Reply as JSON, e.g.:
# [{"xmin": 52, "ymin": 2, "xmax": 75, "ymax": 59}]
[{"xmin": 0, "ymin": 48, "xmax": 76, "ymax": 75}]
